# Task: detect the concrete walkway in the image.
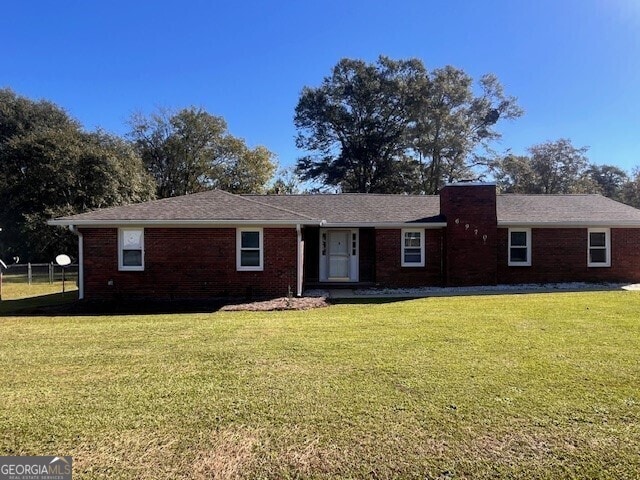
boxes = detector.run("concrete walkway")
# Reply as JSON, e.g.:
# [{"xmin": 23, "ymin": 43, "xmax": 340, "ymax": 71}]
[{"xmin": 306, "ymin": 282, "xmax": 639, "ymax": 299}]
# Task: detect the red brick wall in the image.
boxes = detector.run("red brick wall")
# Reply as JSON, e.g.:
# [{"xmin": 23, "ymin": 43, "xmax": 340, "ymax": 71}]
[
  {"xmin": 375, "ymin": 229, "xmax": 443, "ymax": 287},
  {"xmin": 80, "ymin": 227, "xmax": 297, "ymax": 300},
  {"xmin": 497, "ymin": 227, "xmax": 640, "ymax": 283},
  {"xmin": 440, "ymin": 184, "xmax": 498, "ymax": 286},
  {"xmin": 359, "ymin": 228, "xmax": 376, "ymax": 282}
]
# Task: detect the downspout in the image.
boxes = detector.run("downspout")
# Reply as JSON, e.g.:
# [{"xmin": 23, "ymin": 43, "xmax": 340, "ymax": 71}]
[
  {"xmin": 440, "ymin": 230, "xmax": 444, "ymax": 286},
  {"xmin": 68, "ymin": 225, "xmax": 84, "ymax": 300},
  {"xmin": 296, "ymin": 224, "xmax": 304, "ymax": 297}
]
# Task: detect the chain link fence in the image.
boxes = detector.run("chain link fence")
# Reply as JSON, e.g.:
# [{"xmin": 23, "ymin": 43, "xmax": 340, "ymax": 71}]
[{"xmin": 1, "ymin": 263, "xmax": 79, "ymax": 285}]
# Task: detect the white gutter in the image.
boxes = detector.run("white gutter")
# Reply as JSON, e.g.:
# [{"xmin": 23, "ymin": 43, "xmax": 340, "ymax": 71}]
[
  {"xmin": 48, "ymin": 219, "xmax": 309, "ymax": 227},
  {"xmin": 296, "ymin": 224, "xmax": 303, "ymax": 297},
  {"xmin": 498, "ymin": 221, "xmax": 640, "ymax": 228},
  {"xmin": 319, "ymin": 222, "xmax": 447, "ymax": 228},
  {"xmin": 68, "ymin": 225, "xmax": 84, "ymax": 300},
  {"xmin": 50, "ymin": 218, "xmax": 640, "ymax": 228},
  {"xmin": 48, "ymin": 219, "xmax": 448, "ymax": 229}
]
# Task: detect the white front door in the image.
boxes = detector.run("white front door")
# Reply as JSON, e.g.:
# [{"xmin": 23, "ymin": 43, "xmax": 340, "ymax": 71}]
[
  {"xmin": 328, "ymin": 230, "xmax": 350, "ymax": 280},
  {"xmin": 319, "ymin": 229, "xmax": 359, "ymax": 282}
]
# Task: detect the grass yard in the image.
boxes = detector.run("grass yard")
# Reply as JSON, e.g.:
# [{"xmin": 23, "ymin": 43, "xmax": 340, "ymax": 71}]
[
  {"xmin": 0, "ymin": 281, "xmax": 78, "ymax": 314},
  {"xmin": 0, "ymin": 280, "xmax": 77, "ymax": 300},
  {"xmin": 1, "ymin": 291, "xmax": 639, "ymax": 479}
]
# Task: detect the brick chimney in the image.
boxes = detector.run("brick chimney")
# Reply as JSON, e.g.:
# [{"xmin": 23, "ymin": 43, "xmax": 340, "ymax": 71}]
[{"xmin": 439, "ymin": 183, "xmax": 498, "ymax": 286}]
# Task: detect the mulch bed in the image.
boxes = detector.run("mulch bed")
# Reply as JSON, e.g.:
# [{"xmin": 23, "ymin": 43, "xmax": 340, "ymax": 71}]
[{"xmin": 220, "ymin": 296, "xmax": 329, "ymax": 311}]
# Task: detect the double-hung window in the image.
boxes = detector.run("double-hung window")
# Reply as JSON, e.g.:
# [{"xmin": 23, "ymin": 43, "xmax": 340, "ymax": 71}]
[
  {"xmin": 588, "ymin": 228, "xmax": 610, "ymax": 267},
  {"xmin": 119, "ymin": 228, "xmax": 144, "ymax": 271},
  {"xmin": 508, "ymin": 228, "xmax": 531, "ymax": 266},
  {"xmin": 237, "ymin": 228, "xmax": 263, "ymax": 271},
  {"xmin": 401, "ymin": 229, "xmax": 425, "ymax": 267}
]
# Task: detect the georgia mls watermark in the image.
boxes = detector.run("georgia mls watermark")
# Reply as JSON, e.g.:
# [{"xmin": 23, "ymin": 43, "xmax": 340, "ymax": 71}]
[{"xmin": 0, "ymin": 456, "xmax": 72, "ymax": 480}]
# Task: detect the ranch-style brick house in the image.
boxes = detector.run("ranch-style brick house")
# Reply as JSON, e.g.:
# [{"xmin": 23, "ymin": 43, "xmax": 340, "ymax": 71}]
[{"xmin": 48, "ymin": 183, "xmax": 640, "ymax": 301}]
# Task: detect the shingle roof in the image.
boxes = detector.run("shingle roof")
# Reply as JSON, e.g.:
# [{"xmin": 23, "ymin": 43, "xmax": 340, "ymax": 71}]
[
  {"xmin": 497, "ymin": 194, "xmax": 640, "ymax": 225},
  {"xmin": 242, "ymin": 194, "xmax": 444, "ymax": 224},
  {"xmin": 49, "ymin": 189, "xmax": 640, "ymax": 226},
  {"xmin": 50, "ymin": 189, "xmax": 313, "ymax": 223}
]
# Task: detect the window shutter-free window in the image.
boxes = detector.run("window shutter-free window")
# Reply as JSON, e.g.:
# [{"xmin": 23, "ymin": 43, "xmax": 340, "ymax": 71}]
[
  {"xmin": 241, "ymin": 231, "xmax": 260, "ymax": 266},
  {"xmin": 588, "ymin": 228, "xmax": 610, "ymax": 267},
  {"xmin": 119, "ymin": 228, "xmax": 144, "ymax": 271},
  {"xmin": 401, "ymin": 229, "xmax": 425, "ymax": 267},
  {"xmin": 508, "ymin": 229, "xmax": 531, "ymax": 266},
  {"xmin": 237, "ymin": 228, "xmax": 263, "ymax": 271}
]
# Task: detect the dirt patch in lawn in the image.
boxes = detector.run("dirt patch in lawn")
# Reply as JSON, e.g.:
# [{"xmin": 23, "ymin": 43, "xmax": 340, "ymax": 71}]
[
  {"xmin": 192, "ymin": 428, "xmax": 260, "ymax": 480},
  {"xmin": 220, "ymin": 296, "xmax": 329, "ymax": 312}
]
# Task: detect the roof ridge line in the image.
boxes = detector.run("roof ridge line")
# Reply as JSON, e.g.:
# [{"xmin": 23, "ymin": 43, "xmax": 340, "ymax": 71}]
[{"xmin": 218, "ymin": 190, "xmax": 317, "ymax": 221}]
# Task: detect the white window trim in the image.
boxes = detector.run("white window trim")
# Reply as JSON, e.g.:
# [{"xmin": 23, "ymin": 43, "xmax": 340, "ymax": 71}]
[
  {"xmin": 588, "ymin": 228, "xmax": 611, "ymax": 267},
  {"xmin": 401, "ymin": 228, "xmax": 425, "ymax": 267},
  {"xmin": 237, "ymin": 227, "xmax": 264, "ymax": 271},
  {"xmin": 118, "ymin": 228, "xmax": 144, "ymax": 271},
  {"xmin": 508, "ymin": 228, "xmax": 532, "ymax": 267}
]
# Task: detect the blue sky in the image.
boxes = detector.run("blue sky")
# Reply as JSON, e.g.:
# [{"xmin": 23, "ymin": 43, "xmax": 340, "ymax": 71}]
[{"xmin": 2, "ymin": 0, "xmax": 639, "ymax": 172}]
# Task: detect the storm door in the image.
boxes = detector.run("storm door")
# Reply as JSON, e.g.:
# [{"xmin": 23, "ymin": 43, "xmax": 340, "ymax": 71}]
[{"xmin": 319, "ymin": 229, "xmax": 359, "ymax": 282}]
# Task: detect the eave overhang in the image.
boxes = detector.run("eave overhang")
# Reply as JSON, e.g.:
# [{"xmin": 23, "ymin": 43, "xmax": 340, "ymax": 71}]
[
  {"xmin": 320, "ymin": 222, "xmax": 447, "ymax": 228},
  {"xmin": 498, "ymin": 221, "xmax": 640, "ymax": 228},
  {"xmin": 47, "ymin": 219, "xmax": 308, "ymax": 227},
  {"xmin": 48, "ymin": 219, "xmax": 448, "ymax": 229}
]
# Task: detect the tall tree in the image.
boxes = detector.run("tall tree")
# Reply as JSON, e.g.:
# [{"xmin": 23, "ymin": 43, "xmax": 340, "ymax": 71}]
[
  {"xmin": 620, "ymin": 167, "xmax": 640, "ymax": 208},
  {"xmin": 586, "ymin": 164, "xmax": 628, "ymax": 199},
  {"xmin": 267, "ymin": 167, "xmax": 304, "ymax": 195},
  {"xmin": 0, "ymin": 88, "xmax": 78, "ymax": 144},
  {"xmin": 492, "ymin": 139, "xmax": 593, "ymax": 194},
  {"xmin": 294, "ymin": 56, "xmax": 425, "ymax": 193},
  {"xmin": 412, "ymin": 68, "xmax": 523, "ymax": 193},
  {"xmin": 129, "ymin": 107, "xmax": 276, "ymax": 197},
  {"xmin": 0, "ymin": 89, "xmax": 156, "ymax": 262},
  {"xmin": 491, "ymin": 153, "xmax": 538, "ymax": 193},
  {"xmin": 529, "ymin": 139, "xmax": 591, "ymax": 194},
  {"xmin": 294, "ymin": 56, "xmax": 521, "ymax": 193}
]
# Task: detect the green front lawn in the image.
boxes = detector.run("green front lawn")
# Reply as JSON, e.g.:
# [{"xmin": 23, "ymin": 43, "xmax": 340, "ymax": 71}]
[{"xmin": 1, "ymin": 292, "xmax": 639, "ymax": 478}]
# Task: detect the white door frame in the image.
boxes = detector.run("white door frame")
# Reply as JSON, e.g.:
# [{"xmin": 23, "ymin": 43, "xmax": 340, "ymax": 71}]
[{"xmin": 319, "ymin": 228, "xmax": 359, "ymax": 282}]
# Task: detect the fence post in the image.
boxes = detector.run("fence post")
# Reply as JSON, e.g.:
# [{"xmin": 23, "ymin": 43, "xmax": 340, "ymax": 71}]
[
  {"xmin": 28, "ymin": 262, "xmax": 32, "ymax": 285},
  {"xmin": 49, "ymin": 263, "xmax": 53, "ymax": 284}
]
